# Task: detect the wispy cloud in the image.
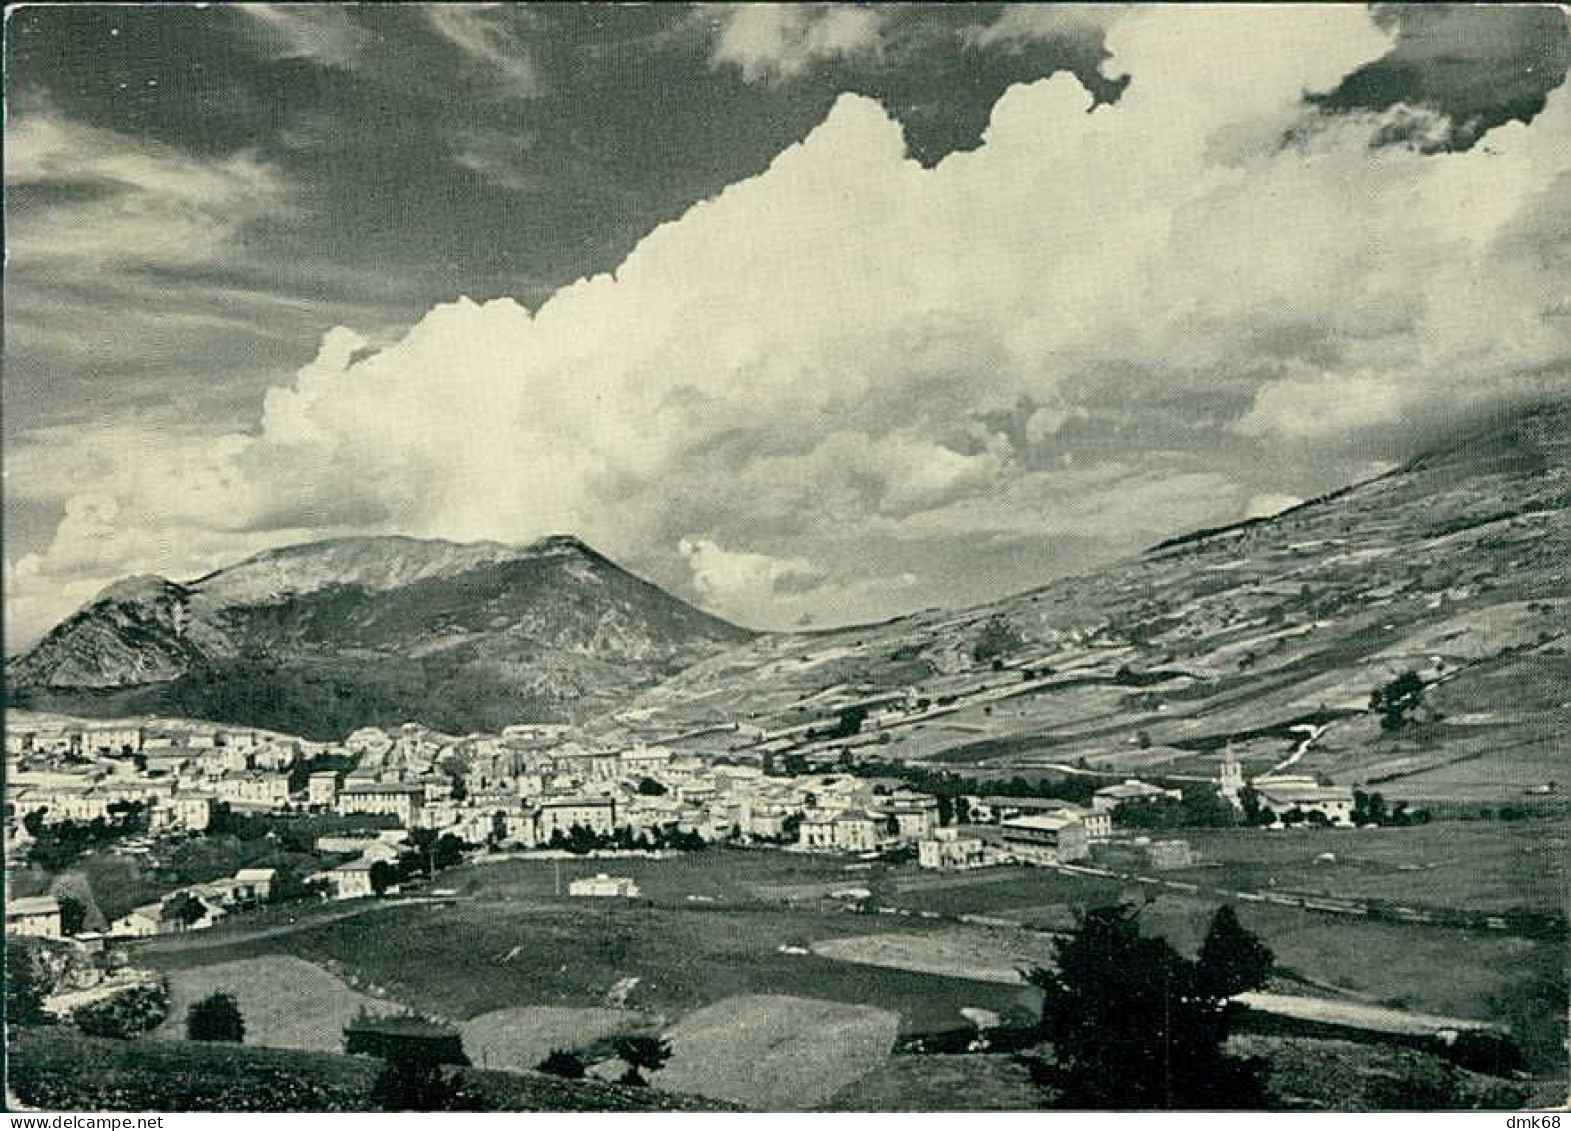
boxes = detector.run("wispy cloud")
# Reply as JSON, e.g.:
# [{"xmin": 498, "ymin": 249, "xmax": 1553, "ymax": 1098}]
[
  {"xmin": 425, "ymin": 5, "xmax": 542, "ymax": 97},
  {"xmin": 234, "ymin": 4, "xmax": 370, "ymax": 68},
  {"xmin": 449, "ymin": 127, "xmax": 541, "ymax": 193},
  {"xmin": 5, "ymin": 111, "xmax": 287, "ymax": 271}
]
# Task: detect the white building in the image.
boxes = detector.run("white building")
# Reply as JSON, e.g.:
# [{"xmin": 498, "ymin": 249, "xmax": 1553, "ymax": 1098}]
[
  {"xmin": 999, "ymin": 813, "xmax": 1089, "ymax": 864},
  {"xmin": 1092, "ymin": 779, "xmax": 1183, "ymax": 813},
  {"xmin": 308, "ymin": 771, "xmax": 341, "ymax": 808},
  {"xmin": 83, "ymin": 726, "xmax": 143, "ymax": 755},
  {"xmin": 918, "ymin": 827, "xmax": 987, "ymax": 870},
  {"xmin": 29, "ymin": 786, "xmax": 112, "ymax": 824},
  {"xmin": 6, "ymin": 895, "xmax": 62, "ymax": 938},
  {"xmin": 232, "ymin": 868, "xmax": 277, "ymax": 903},
  {"xmin": 321, "ymin": 860, "xmax": 377, "ymax": 900},
  {"xmin": 1251, "ymin": 776, "xmax": 1355, "ymax": 826},
  {"xmin": 832, "ymin": 810, "xmax": 886, "ymax": 853},
  {"xmin": 109, "ymin": 904, "xmax": 163, "ymax": 938},
  {"xmin": 1048, "ymin": 803, "xmax": 1111, "ymax": 841},
  {"xmin": 568, "ymin": 873, "xmax": 640, "ymax": 898},
  {"xmin": 213, "ymin": 772, "xmax": 290, "ymax": 809},
  {"xmin": 537, "ymin": 797, "xmax": 617, "ymax": 840},
  {"xmin": 337, "ymin": 781, "xmax": 426, "ymax": 825},
  {"xmin": 152, "ymin": 792, "xmax": 214, "ymax": 832}
]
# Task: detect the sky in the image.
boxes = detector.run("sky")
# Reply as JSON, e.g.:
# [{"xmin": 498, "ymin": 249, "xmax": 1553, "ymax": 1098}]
[{"xmin": 5, "ymin": 3, "xmax": 1570, "ymax": 649}]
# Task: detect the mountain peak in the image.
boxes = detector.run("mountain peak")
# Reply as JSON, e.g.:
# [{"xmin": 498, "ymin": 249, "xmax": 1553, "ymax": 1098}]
[
  {"xmin": 9, "ymin": 531, "xmax": 749, "ymax": 737},
  {"xmin": 89, "ymin": 574, "xmax": 188, "ymax": 608}
]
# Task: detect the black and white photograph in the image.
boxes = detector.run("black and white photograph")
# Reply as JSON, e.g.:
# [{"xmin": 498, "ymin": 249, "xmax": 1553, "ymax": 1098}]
[{"xmin": 3, "ymin": 1, "xmax": 1568, "ymax": 1115}]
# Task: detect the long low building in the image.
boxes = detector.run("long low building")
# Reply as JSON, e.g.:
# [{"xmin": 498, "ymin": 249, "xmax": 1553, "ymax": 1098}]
[
  {"xmin": 568, "ymin": 873, "xmax": 640, "ymax": 898},
  {"xmin": 1251, "ymin": 776, "xmax": 1355, "ymax": 826},
  {"xmin": 337, "ymin": 781, "xmax": 426, "ymax": 824},
  {"xmin": 7, "ymin": 895, "xmax": 63, "ymax": 938}
]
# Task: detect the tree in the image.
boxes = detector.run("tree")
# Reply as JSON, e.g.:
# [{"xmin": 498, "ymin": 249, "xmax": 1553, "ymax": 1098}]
[
  {"xmin": 1353, "ymin": 789, "xmax": 1396, "ymax": 827},
  {"xmin": 827, "ymin": 705, "xmax": 867, "ymax": 739},
  {"xmin": 611, "ymin": 1035, "xmax": 671, "ymax": 1087},
  {"xmin": 434, "ymin": 833, "xmax": 465, "ymax": 870},
  {"xmin": 1195, "ymin": 905, "xmax": 1274, "ymax": 999},
  {"xmin": 370, "ymin": 860, "xmax": 400, "ymax": 896},
  {"xmin": 73, "ymin": 980, "xmax": 171, "ymax": 1039},
  {"xmin": 6, "ymin": 945, "xmax": 52, "ymax": 1027},
  {"xmin": 57, "ymin": 895, "xmax": 88, "ymax": 937},
  {"xmin": 636, "ymin": 777, "xmax": 667, "ymax": 796},
  {"xmin": 269, "ymin": 866, "xmax": 328, "ymax": 905},
  {"xmin": 1026, "ymin": 905, "xmax": 1266, "ymax": 1109},
  {"xmin": 972, "ymin": 615, "xmax": 1024, "ymax": 663},
  {"xmin": 537, "ymin": 1049, "xmax": 587, "ymax": 1079},
  {"xmin": 370, "ymin": 1056, "xmax": 477, "ymax": 1111},
  {"xmin": 1370, "ymin": 670, "xmax": 1425, "ymax": 731},
  {"xmin": 186, "ymin": 991, "xmax": 245, "ymax": 1043},
  {"xmin": 22, "ymin": 809, "xmax": 48, "ymax": 839},
  {"xmin": 163, "ymin": 892, "xmax": 208, "ymax": 928}
]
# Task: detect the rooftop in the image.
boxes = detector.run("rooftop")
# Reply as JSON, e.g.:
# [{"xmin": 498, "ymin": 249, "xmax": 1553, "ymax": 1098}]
[{"xmin": 7, "ymin": 895, "xmax": 60, "ymax": 916}]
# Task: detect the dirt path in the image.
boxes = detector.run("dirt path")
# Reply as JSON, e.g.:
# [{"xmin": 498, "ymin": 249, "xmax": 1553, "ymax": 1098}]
[
  {"xmin": 129, "ymin": 897, "xmax": 451, "ymax": 956},
  {"xmin": 1267, "ymin": 722, "xmax": 1328, "ymax": 775},
  {"xmin": 1237, "ymin": 991, "xmax": 1502, "ymax": 1036}
]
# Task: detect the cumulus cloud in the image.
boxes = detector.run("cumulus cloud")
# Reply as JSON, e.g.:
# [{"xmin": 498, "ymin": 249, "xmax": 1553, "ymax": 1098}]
[
  {"xmin": 1246, "ymin": 494, "xmax": 1306, "ymax": 520},
  {"xmin": 10, "ymin": 5, "xmax": 1571, "ymax": 647},
  {"xmin": 969, "ymin": 4, "xmax": 1126, "ymax": 51},
  {"xmin": 680, "ymin": 537, "xmax": 825, "ymax": 602},
  {"xmin": 710, "ymin": 3, "xmax": 884, "ymax": 83},
  {"xmin": 676, "ymin": 538, "xmax": 917, "ymax": 629}
]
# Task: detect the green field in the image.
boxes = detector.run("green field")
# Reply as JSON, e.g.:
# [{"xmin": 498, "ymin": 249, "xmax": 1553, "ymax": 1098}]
[
  {"xmin": 135, "ymin": 842, "xmax": 1568, "ymax": 1091},
  {"xmin": 1172, "ymin": 819, "xmax": 1566, "ymax": 913},
  {"xmin": 155, "ymin": 955, "xmax": 401, "ymax": 1052},
  {"xmin": 451, "ymin": 848, "xmax": 870, "ymax": 906},
  {"xmin": 143, "ymin": 897, "xmax": 1036, "ymax": 1036},
  {"xmin": 1133, "ymin": 896, "xmax": 1568, "ymax": 1075},
  {"xmin": 867, "ymin": 865, "xmax": 1130, "ymax": 919}
]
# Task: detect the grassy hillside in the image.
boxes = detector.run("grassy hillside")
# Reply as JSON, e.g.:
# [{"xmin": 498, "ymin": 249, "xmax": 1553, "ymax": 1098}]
[
  {"xmin": 7, "ymin": 1028, "xmax": 731, "ymax": 1112},
  {"xmin": 630, "ymin": 402, "xmax": 1571, "ymax": 804}
]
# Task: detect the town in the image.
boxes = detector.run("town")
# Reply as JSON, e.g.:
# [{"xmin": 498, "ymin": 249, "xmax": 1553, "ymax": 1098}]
[{"xmin": 6, "ymin": 701, "xmax": 1389, "ymax": 944}]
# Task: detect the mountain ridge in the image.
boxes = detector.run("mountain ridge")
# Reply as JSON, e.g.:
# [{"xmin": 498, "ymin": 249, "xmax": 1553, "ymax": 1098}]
[
  {"xmin": 10, "ymin": 400, "xmax": 1569, "ymax": 767},
  {"xmin": 7, "ymin": 534, "xmax": 752, "ymax": 737},
  {"xmin": 624, "ymin": 400, "xmax": 1569, "ymax": 797}
]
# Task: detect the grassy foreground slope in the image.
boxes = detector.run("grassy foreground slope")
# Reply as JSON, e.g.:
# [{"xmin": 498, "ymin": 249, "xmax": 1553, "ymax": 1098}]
[{"xmin": 7, "ymin": 1028, "xmax": 731, "ymax": 1112}]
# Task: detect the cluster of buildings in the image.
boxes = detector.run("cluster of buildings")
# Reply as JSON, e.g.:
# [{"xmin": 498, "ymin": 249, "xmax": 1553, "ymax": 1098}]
[
  {"xmin": 7, "ymin": 722, "xmax": 313, "ymax": 839},
  {"xmin": 310, "ymin": 724, "xmax": 946, "ymax": 858},
  {"xmin": 6, "ymin": 709, "xmax": 1374, "ymax": 942},
  {"xmin": 109, "ymin": 867, "xmax": 278, "ymax": 938},
  {"xmin": 918, "ymin": 790, "xmax": 1120, "ymax": 871}
]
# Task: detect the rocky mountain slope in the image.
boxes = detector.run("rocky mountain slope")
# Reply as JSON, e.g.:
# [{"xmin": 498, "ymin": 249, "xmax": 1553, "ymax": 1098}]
[
  {"xmin": 7, "ymin": 535, "xmax": 751, "ymax": 738},
  {"xmin": 625, "ymin": 401, "xmax": 1570, "ymax": 802}
]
